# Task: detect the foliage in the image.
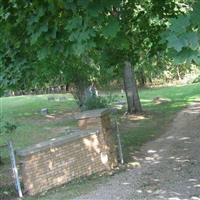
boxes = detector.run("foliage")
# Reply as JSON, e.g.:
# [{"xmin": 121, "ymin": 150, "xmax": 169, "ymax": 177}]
[
  {"xmin": 82, "ymin": 93, "xmax": 119, "ymax": 111},
  {"xmin": 0, "ymin": 0, "xmax": 185, "ymax": 93},
  {"xmin": 0, "ymin": 1, "xmax": 100, "ymax": 93},
  {"xmin": 82, "ymin": 96, "xmax": 108, "ymax": 111},
  {"xmin": 0, "ymin": 0, "xmax": 194, "ymax": 115},
  {"xmin": 161, "ymin": 1, "xmax": 200, "ymax": 65}
]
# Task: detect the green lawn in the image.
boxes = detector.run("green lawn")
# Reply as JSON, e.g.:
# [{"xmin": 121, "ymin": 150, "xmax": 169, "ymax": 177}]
[
  {"xmin": 0, "ymin": 94, "xmax": 78, "ymax": 149},
  {"xmin": 121, "ymin": 84, "xmax": 200, "ymax": 160},
  {"xmin": 0, "ymin": 83, "xmax": 200, "ymax": 200}
]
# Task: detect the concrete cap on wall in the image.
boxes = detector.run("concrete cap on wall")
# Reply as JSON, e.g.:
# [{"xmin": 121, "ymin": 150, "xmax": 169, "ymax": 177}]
[
  {"xmin": 16, "ymin": 129, "xmax": 99, "ymax": 157},
  {"xmin": 75, "ymin": 108, "xmax": 111, "ymax": 120}
]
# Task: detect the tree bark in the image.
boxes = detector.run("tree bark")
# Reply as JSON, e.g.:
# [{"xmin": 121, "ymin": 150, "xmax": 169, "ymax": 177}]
[
  {"xmin": 69, "ymin": 80, "xmax": 88, "ymax": 109},
  {"xmin": 123, "ymin": 61, "xmax": 142, "ymax": 113}
]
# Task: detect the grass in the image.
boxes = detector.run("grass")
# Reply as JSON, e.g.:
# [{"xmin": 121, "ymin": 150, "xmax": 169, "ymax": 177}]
[
  {"xmin": 0, "ymin": 83, "xmax": 200, "ymax": 199},
  {"xmin": 121, "ymin": 83, "xmax": 200, "ymax": 160},
  {"xmin": 0, "ymin": 94, "xmax": 78, "ymax": 149}
]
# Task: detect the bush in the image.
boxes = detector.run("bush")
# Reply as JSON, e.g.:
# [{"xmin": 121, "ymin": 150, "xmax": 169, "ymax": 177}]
[
  {"xmin": 82, "ymin": 96, "xmax": 108, "ymax": 111},
  {"xmin": 81, "ymin": 93, "xmax": 119, "ymax": 111}
]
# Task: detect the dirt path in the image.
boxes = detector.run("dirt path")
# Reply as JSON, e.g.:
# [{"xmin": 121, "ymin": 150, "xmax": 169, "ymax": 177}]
[{"xmin": 73, "ymin": 103, "xmax": 200, "ymax": 200}]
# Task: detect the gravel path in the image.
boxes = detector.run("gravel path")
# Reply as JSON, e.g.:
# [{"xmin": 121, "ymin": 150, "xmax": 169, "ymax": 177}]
[{"xmin": 73, "ymin": 103, "xmax": 200, "ymax": 200}]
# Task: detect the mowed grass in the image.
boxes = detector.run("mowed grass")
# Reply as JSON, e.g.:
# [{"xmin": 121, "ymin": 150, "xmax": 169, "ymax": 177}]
[
  {"xmin": 0, "ymin": 83, "xmax": 200, "ymax": 200},
  {"xmin": 0, "ymin": 94, "xmax": 78, "ymax": 149},
  {"xmin": 121, "ymin": 83, "xmax": 200, "ymax": 160}
]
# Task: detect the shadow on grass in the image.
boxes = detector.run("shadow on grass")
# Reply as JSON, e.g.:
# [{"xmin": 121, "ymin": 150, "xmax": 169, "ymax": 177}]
[{"xmin": 120, "ymin": 98, "xmax": 199, "ymax": 162}]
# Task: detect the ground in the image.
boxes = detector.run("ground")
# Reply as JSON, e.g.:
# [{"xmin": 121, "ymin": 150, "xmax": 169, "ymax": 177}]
[
  {"xmin": 0, "ymin": 84, "xmax": 200, "ymax": 199},
  {"xmin": 73, "ymin": 103, "xmax": 200, "ymax": 200}
]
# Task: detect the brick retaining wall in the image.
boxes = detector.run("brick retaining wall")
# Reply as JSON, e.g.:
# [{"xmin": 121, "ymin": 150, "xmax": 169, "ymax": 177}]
[{"xmin": 17, "ymin": 109, "xmax": 117, "ymax": 195}]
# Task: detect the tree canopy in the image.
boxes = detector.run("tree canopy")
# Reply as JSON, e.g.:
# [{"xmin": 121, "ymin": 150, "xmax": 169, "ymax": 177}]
[
  {"xmin": 0, "ymin": 0, "xmax": 191, "ymax": 112},
  {"xmin": 162, "ymin": 1, "xmax": 200, "ymax": 65}
]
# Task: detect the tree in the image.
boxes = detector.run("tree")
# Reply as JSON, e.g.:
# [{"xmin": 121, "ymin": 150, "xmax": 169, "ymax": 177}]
[
  {"xmin": 95, "ymin": 0, "xmax": 184, "ymax": 112},
  {"xmin": 0, "ymin": 1, "xmax": 95, "ymax": 97},
  {"xmin": 161, "ymin": 1, "xmax": 200, "ymax": 65},
  {"xmin": 0, "ymin": 0, "xmax": 185, "ymax": 113},
  {"xmin": 123, "ymin": 61, "xmax": 142, "ymax": 113}
]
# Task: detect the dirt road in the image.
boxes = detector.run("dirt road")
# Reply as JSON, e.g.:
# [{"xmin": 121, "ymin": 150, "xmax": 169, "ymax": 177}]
[{"xmin": 73, "ymin": 103, "xmax": 200, "ymax": 200}]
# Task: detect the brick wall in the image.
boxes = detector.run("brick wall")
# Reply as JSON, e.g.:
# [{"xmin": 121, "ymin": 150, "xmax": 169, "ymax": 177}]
[{"xmin": 17, "ymin": 109, "xmax": 117, "ymax": 195}]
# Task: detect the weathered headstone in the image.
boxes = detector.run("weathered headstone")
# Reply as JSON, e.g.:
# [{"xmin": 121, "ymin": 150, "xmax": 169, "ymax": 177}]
[
  {"xmin": 48, "ymin": 96, "xmax": 55, "ymax": 101},
  {"xmin": 58, "ymin": 96, "xmax": 67, "ymax": 101},
  {"xmin": 40, "ymin": 108, "xmax": 48, "ymax": 115}
]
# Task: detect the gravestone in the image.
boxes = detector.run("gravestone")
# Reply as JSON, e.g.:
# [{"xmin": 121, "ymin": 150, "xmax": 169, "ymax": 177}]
[
  {"xmin": 40, "ymin": 108, "xmax": 48, "ymax": 115},
  {"xmin": 58, "ymin": 96, "xmax": 67, "ymax": 101},
  {"xmin": 48, "ymin": 96, "xmax": 55, "ymax": 101}
]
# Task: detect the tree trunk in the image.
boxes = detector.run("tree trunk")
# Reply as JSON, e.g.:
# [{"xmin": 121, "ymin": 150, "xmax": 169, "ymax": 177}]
[
  {"xmin": 123, "ymin": 61, "xmax": 142, "ymax": 114},
  {"xmin": 69, "ymin": 81, "xmax": 88, "ymax": 109}
]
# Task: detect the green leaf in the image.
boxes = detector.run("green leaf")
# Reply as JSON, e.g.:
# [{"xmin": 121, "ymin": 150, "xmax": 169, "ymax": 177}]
[
  {"xmin": 57, "ymin": 0, "xmax": 65, "ymax": 8},
  {"xmin": 166, "ymin": 34, "xmax": 186, "ymax": 52},
  {"xmin": 183, "ymin": 32, "xmax": 199, "ymax": 50},
  {"xmin": 30, "ymin": 32, "xmax": 41, "ymax": 45},
  {"xmin": 30, "ymin": 22, "xmax": 48, "ymax": 45},
  {"xmin": 103, "ymin": 0, "xmax": 120, "ymax": 8},
  {"xmin": 77, "ymin": 0, "xmax": 90, "ymax": 7},
  {"xmin": 173, "ymin": 49, "xmax": 200, "ymax": 65},
  {"xmin": 169, "ymin": 15, "xmax": 190, "ymax": 34},
  {"xmin": 68, "ymin": 31, "xmax": 79, "ymax": 42},
  {"xmin": 113, "ymin": 35, "xmax": 129, "ymax": 50},
  {"xmin": 173, "ymin": 49, "xmax": 188, "ymax": 64},
  {"xmin": 193, "ymin": 54, "xmax": 200, "ymax": 66},
  {"xmin": 50, "ymin": 27, "xmax": 57, "ymax": 39},
  {"xmin": 39, "ymin": 22, "xmax": 48, "ymax": 33},
  {"xmin": 190, "ymin": 2, "xmax": 200, "ymax": 27},
  {"xmin": 87, "ymin": 2, "xmax": 103, "ymax": 17},
  {"xmin": 72, "ymin": 42, "xmax": 85, "ymax": 56},
  {"xmin": 37, "ymin": 47, "xmax": 48, "ymax": 60},
  {"xmin": 194, "ymin": 57, "xmax": 200, "ymax": 66},
  {"xmin": 28, "ymin": 7, "xmax": 45, "ymax": 25},
  {"xmin": 65, "ymin": 16, "xmax": 82, "ymax": 31},
  {"xmin": 102, "ymin": 18, "xmax": 120, "ymax": 39}
]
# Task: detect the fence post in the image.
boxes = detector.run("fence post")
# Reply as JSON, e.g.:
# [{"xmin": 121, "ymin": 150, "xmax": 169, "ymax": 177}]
[
  {"xmin": 8, "ymin": 141, "xmax": 23, "ymax": 198},
  {"xmin": 115, "ymin": 119, "xmax": 124, "ymax": 165}
]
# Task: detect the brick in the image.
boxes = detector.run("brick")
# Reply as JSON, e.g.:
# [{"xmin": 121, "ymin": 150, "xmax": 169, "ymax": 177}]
[{"xmin": 17, "ymin": 109, "xmax": 117, "ymax": 196}]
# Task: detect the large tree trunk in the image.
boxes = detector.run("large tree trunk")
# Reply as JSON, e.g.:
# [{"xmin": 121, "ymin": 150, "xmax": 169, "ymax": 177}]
[
  {"xmin": 69, "ymin": 80, "xmax": 88, "ymax": 109},
  {"xmin": 123, "ymin": 61, "xmax": 142, "ymax": 114},
  {"xmin": 71, "ymin": 87, "xmax": 86, "ymax": 108}
]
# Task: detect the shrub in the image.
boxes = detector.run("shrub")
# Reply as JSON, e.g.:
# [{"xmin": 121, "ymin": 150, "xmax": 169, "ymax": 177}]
[{"xmin": 82, "ymin": 96, "xmax": 108, "ymax": 111}]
